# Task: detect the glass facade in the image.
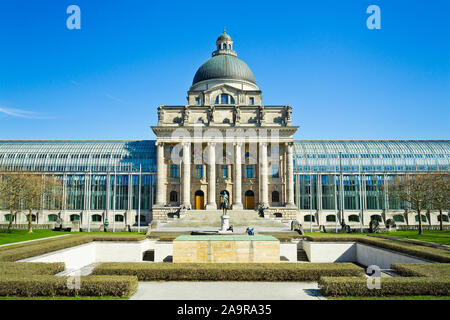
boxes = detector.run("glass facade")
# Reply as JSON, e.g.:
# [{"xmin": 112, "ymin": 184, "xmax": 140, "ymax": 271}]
[{"xmin": 0, "ymin": 140, "xmax": 448, "ymax": 214}]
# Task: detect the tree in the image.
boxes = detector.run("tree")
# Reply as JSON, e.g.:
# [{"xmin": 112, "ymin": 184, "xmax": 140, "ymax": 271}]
[
  {"xmin": 389, "ymin": 174, "xmax": 432, "ymax": 235},
  {"xmin": 428, "ymin": 173, "xmax": 450, "ymax": 231},
  {"xmin": 22, "ymin": 174, "xmax": 63, "ymax": 233},
  {"xmin": 22, "ymin": 174, "xmax": 44, "ymax": 233},
  {"xmin": 0, "ymin": 172, "xmax": 28, "ymax": 232}
]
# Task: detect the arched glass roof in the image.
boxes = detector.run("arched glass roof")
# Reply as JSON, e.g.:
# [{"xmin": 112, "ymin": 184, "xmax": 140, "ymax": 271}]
[
  {"xmin": 0, "ymin": 140, "xmax": 448, "ymax": 174},
  {"xmin": 293, "ymin": 140, "xmax": 450, "ymax": 173},
  {"xmin": 0, "ymin": 141, "xmax": 156, "ymax": 173}
]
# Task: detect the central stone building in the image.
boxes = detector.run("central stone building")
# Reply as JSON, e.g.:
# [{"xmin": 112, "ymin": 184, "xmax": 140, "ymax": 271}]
[{"xmin": 151, "ymin": 31, "xmax": 299, "ymax": 220}]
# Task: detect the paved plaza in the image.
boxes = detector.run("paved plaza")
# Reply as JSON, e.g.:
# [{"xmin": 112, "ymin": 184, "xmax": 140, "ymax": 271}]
[{"xmin": 130, "ymin": 281, "xmax": 325, "ymax": 300}]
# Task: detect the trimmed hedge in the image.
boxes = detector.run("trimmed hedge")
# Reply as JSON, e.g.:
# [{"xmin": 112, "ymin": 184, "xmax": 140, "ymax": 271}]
[
  {"xmin": 319, "ymin": 276, "xmax": 450, "ymax": 297},
  {"xmin": 0, "ymin": 262, "xmax": 65, "ymax": 275},
  {"xmin": 0, "ymin": 234, "xmax": 147, "ymax": 262},
  {"xmin": 391, "ymin": 263, "xmax": 450, "ymax": 278},
  {"xmin": 305, "ymin": 234, "xmax": 450, "ymax": 263},
  {"xmin": 0, "ymin": 235, "xmax": 93, "ymax": 262},
  {"xmin": 92, "ymin": 262, "xmax": 365, "ymax": 281},
  {"xmin": 0, "ymin": 275, "xmax": 138, "ymax": 297}
]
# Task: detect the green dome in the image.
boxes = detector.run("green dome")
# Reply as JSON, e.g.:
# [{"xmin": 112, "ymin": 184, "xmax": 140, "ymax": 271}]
[
  {"xmin": 192, "ymin": 54, "xmax": 256, "ymax": 85},
  {"xmin": 217, "ymin": 32, "xmax": 232, "ymax": 41}
]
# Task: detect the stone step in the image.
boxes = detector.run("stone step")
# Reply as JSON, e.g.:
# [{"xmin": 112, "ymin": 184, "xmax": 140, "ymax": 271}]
[{"xmin": 297, "ymin": 249, "xmax": 309, "ymax": 262}]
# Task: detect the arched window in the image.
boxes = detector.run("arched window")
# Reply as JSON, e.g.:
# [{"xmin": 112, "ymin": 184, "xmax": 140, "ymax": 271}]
[
  {"xmin": 170, "ymin": 191, "xmax": 178, "ymax": 202},
  {"xmin": 4, "ymin": 214, "xmax": 12, "ymax": 222},
  {"xmin": 304, "ymin": 215, "xmax": 315, "ymax": 222},
  {"xmin": 48, "ymin": 214, "xmax": 58, "ymax": 222},
  {"xmin": 26, "ymin": 214, "xmax": 37, "ymax": 222},
  {"xmin": 371, "ymin": 215, "xmax": 382, "ymax": 222},
  {"xmin": 215, "ymin": 94, "xmax": 235, "ymax": 105},
  {"xmin": 115, "ymin": 214, "xmax": 124, "ymax": 222},
  {"xmin": 393, "ymin": 214, "xmax": 404, "ymax": 222},
  {"xmin": 92, "ymin": 214, "xmax": 102, "ymax": 222},
  {"xmin": 415, "ymin": 215, "xmax": 427, "ymax": 222},
  {"xmin": 272, "ymin": 191, "xmax": 280, "ymax": 203},
  {"xmin": 326, "ymin": 215, "xmax": 336, "ymax": 222},
  {"xmin": 438, "ymin": 215, "xmax": 449, "ymax": 222},
  {"xmin": 348, "ymin": 215, "xmax": 360, "ymax": 222},
  {"xmin": 70, "ymin": 214, "xmax": 80, "ymax": 222}
]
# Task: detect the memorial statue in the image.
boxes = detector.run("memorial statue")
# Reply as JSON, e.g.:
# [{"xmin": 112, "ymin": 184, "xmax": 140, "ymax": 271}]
[{"xmin": 220, "ymin": 191, "xmax": 229, "ymax": 215}]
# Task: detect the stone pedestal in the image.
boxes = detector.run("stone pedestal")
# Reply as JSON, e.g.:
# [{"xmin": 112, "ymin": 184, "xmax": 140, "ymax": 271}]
[
  {"xmin": 173, "ymin": 235, "xmax": 280, "ymax": 263},
  {"xmin": 219, "ymin": 214, "xmax": 231, "ymax": 233}
]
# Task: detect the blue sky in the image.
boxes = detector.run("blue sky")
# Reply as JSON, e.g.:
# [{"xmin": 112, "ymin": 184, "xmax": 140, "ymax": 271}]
[{"xmin": 0, "ymin": 0, "xmax": 448, "ymax": 141}]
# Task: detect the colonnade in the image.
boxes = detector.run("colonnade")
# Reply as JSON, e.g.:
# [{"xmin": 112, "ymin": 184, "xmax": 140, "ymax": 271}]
[{"xmin": 154, "ymin": 141, "xmax": 295, "ymax": 209}]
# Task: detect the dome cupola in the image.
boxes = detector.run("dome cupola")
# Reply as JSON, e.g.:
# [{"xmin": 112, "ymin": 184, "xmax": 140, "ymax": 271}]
[
  {"xmin": 213, "ymin": 29, "xmax": 237, "ymax": 57},
  {"xmin": 191, "ymin": 30, "xmax": 258, "ymax": 88}
]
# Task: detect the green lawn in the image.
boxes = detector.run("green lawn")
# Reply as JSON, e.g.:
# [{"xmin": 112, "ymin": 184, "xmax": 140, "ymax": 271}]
[
  {"xmin": 0, "ymin": 229, "xmax": 146, "ymax": 245},
  {"xmin": 377, "ymin": 230, "xmax": 450, "ymax": 245},
  {"xmin": 0, "ymin": 229, "xmax": 72, "ymax": 245},
  {"xmin": 0, "ymin": 296, "xmax": 128, "ymax": 300}
]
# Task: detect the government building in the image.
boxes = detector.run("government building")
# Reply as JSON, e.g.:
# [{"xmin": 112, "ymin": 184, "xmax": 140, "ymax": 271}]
[{"xmin": 1, "ymin": 32, "xmax": 449, "ymax": 230}]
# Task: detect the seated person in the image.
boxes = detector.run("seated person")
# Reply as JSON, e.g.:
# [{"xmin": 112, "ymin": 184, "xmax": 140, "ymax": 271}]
[{"xmin": 227, "ymin": 225, "xmax": 234, "ymax": 232}]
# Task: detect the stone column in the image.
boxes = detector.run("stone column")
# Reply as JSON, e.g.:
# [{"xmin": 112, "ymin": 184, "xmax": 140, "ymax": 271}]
[
  {"xmin": 259, "ymin": 142, "xmax": 269, "ymax": 207},
  {"xmin": 286, "ymin": 142, "xmax": 296, "ymax": 208},
  {"xmin": 232, "ymin": 142, "xmax": 243, "ymax": 209},
  {"xmin": 206, "ymin": 142, "xmax": 217, "ymax": 210},
  {"xmin": 182, "ymin": 141, "xmax": 191, "ymax": 208},
  {"xmin": 155, "ymin": 141, "xmax": 166, "ymax": 206}
]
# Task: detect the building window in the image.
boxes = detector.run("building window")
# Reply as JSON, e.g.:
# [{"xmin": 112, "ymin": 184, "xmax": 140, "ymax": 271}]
[
  {"xmin": 170, "ymin": 191, "xmax": 178, "ymax": 202},
  {"xmin": 304, "ymin": 215, "xmax": 315, "ymax": 222},
  {"xmin": 438, "ymin": 215, "xmax": 449, "ymax": 222},
  {"xmin": 249, "ymin": 97, "xmax": 254, "ymax": 105},
  {"xmin": 170, "ymin": 165, "xmax": 179, "ymax": 178},
  {"xmin": 70, "ymin": 214, "xmax": 80, "ymax": 222},
  {"xmin": 272, "ymin": 191, "xmax": 280, "ymax": 203},
  {"xmin": 271, "ymin": 164, "xmax": 279, "ymax": 178},
  {"xmin": 115, "ymin": 214, "xmax": 124, "ymax": 222},
  {"xmin": 371, "ymin": 215, "xmax": 382, "ymax": 222},
  {"xmin": 215, "ymin": 94, "xmax": 235, "ymax": 105},
  {"xmin": 195, "ymin": 97, "xmax": 201, "ymax": 105},
  {"xmin": 326, "ymin": 215, "xmax": 336, "ymax": 222},
  {"xmin": 4, "ymin": 214, "xmax": 11, "ymax": 222},
  {"xmin": 349, "ymin": 215, "xmax": 360, "ymax": 222},
  {"xmin": 246, "ymin": 165, "xmax": 254, "ymax": 178},
  {"xmin": 415, "ymin": 215, "xmax": 427, "ymax": 222},
  {"xmin": 196, "ymin": 165, "xmax": 203, "ymax": 178},
  {"xmin": 26, "ymin": 215, "xmax": 37, "ymax": 222},
  {"xmin": 393, "ymin": 215, "xmax": 405, "ymax": 222},
  {"xmin": 220, "ymin": 165, "xmax": 228, "ymax": 178},
  {"xmin": 48, "ymin": 214, "xmax": 58, "ymax": 222},
  {"xmin": 136, "ymin": 215, "xmax": 146, "ymax": 223},
  {"xmin": 92, "ymin": 214, "xmax": 102, "ymax": 222}
]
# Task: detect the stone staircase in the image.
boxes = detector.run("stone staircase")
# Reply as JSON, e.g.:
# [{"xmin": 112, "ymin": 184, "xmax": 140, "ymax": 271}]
[{"xmin": 160, "ymin": 209, "xmax": 289, "ymax": 229}]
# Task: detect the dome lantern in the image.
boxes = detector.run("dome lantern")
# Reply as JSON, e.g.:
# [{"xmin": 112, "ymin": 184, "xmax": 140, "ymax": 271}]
[{"xmin": 212, "ymin": 29, "xmax": 237, "ymax": 57}]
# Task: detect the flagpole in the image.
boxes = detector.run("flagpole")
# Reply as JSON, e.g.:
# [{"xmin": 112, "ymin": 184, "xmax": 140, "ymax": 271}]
[
  {"xmin": 138, "ymin": 164, "xmax": 142, "ymax": 233},
  {"xmin": 113, "ymin": 165, "xmax": 116, "ymax": 232},
  {"xmin": 87, "ymin": 169, "xmax": 91, "ymax": 232}
]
